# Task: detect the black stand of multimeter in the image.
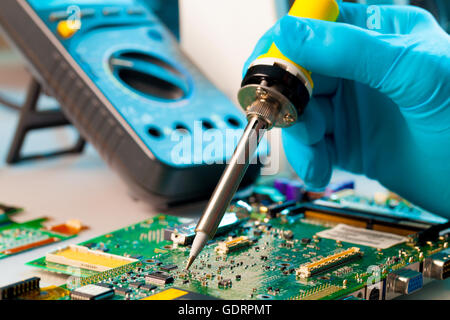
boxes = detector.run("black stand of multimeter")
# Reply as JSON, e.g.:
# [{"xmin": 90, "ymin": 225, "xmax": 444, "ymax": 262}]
[{"xmin": 6, "ymin": 78, "xmax": 86, "ymax": 164}]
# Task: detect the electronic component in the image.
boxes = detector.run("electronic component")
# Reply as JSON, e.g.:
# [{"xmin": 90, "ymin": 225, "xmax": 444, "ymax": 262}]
[
  {"xmin": 316, "ymin": 224, "xmax": 408, "ymax": 249},
  {"xmin": 423, "ymin": 248, "xmax": 450, "ymax": 280},
  {"xmin": 218, "ymin": 279, "xmax": 232, "ymax": 289},
  {"xmin": 129, "ymin": 282, "xmax": 144, "ymax": 289},
  {"xmin": 45, "ymin": 219, "xmax": 85, "ymax": 236},
  {"xmin": 301, "ymin": 238, "xmax": 311, "ymax": 245},
  {"xmin": 273, "ymin": 178, "xmax": 291, "ymax": 195},
  {"xmin": 414, "ymin": 222, "xmax": 450, "ymax": 245},
  {"xmin": 215, "ymin": 236, "xmax": 252, "ymax": 255},
  {"xmin": 145, "ymin": 271, "xmax": 174, "ymax": 286},
  {"xmin": 281, "ymin": 230, "xmax": 294, "ymax": 240},
  {"xmin": 298, "ymin": 202, "xmax": 433, "ymax": 236},
  {"xmin": 0, "ymin": 217, "xmax": 83, "ymax": 259},
  {"xmin": 45, "ymin": 245, "xmax": 138, "ymax": 272},
  {"xmin": 160, "ymin": 264, "xmax": 177, "ymax": 271},
  {"xmin": 291, "ymin": 284, "xmax": 342, "ymax": 300},
  {"xmin": 70, "ymin": 284, "xmax": 114, "ymax": 300},
  {"xmin": 0, "ymin": 277, "xmax": 40, "ymax": 300},
  {"xmin": 140, "ymin": 284, "xmax": 157, "ymax": 291},
  {"xmin": 314, "ymin": 192, "xmax": 446, "ymax": 227},
  {"xmin": 164, "ymin": 212, "xmax": 241, "ymax": 246},
  {"xmin": 366, "ymin": 281, "xmax": 385, "ymax": 300},
  {"xmin": 19, "ymin": 286, "xmax": 69, "ymax": 300},
  {"xmin": 387, "ymin": 269, "xmax": 423, "ymax": 295},
  {"xmin": 1, "ymin": 237, "xmax": 59, "ymax": 255},
  {"xmin": 285, "ymin": 181, "xmax": 304, "ymax": 201},
  {"xmin": 266, "ymin": 200, "xmax": 297, "ymax": 218},
  {"xmin": 296, "ymin": 247, "xmax": 362, "ymax": 278},
  {"xmin": 115, "ymin": 287, "xmax": 132, "ymax": 296}
]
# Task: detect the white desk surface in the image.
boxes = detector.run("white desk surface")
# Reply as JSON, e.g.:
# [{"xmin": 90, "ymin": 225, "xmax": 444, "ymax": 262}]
[{"xmin": 0, "ymin": 85, "xmax": 449, "ymax": 299}]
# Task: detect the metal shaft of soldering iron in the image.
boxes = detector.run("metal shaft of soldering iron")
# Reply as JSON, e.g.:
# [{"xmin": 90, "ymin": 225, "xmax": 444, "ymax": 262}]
[{"xmin": 186, "ymin": 115, "xmax": 268, "ymax": 270}]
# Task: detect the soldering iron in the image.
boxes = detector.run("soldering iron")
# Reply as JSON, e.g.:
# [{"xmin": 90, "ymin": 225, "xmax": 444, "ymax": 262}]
[{"xmin": 187, "ymin": 0, "xmax": 340, "ymax": 269}]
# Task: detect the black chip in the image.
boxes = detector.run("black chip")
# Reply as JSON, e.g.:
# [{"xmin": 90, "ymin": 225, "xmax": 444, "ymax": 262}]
[
  {"xmin": 115, "ymin": 287, "xmax": 132, "ymax": 296},
  {"xmin": 301, "ymin": 238, "xmax": 311, "ymax": 245},
  {"xmin": 96, "ymin": 282, "xmax": 113, "ymax": 289},
  {"xmin": 83, "ymin": 242, "xmax": 97, "ymax": 249},
  {"xmin": 160, "ymin": 264, "xmax": 178, "ymax": 271},
  {"xmin": 140, "ymin": 284, "xmax": 157, "ymax": 291},
  {"xmin": 129, "ymin": 282, "xmax": 144, "ymax": 289},
  {"xmin": 0, "ymin": 277, "xmax": 40, "ymax": 300},
  {"xmin": 145, "ymin": 271, "xmax": 174, "ymax": 286}
]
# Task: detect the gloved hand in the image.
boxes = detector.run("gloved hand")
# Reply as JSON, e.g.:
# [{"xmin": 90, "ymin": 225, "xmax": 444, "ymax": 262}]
[{"xmin": 244, "ymin": 3, "xmax": 450, "ymax": 216}]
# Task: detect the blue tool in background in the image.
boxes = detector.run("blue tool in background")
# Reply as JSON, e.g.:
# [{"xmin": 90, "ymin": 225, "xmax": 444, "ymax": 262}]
[{"xmin": 0, "ymin": 0, "xmax": 264, "ymax": 208}]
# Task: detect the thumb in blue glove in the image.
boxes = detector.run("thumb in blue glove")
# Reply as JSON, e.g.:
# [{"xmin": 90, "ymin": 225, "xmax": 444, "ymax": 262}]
[{"xmin": 244, "ymin": 3, "xmax": 450, "ymax": 216}]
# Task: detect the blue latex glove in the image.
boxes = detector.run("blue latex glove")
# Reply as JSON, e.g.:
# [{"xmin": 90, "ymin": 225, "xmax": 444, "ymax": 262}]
[{"xmin": 244, "ymin": 3, "xmax": 450, "ymax": 216}]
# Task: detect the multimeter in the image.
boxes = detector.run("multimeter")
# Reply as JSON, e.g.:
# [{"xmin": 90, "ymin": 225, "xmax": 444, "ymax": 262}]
[{"xmin": 0, "ymin": 0, "xmax": 263, "ymax": 208}]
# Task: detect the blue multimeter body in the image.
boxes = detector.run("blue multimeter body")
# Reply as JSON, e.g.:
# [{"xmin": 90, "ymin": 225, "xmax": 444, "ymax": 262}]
[{"xmin": 0, "ymin": 0, "xmax": 264, "ymax": 207}]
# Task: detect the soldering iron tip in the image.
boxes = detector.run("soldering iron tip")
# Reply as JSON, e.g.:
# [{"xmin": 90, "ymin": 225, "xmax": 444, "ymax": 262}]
[{"xmin": 185, "ymin": 256, "xmax": 195, "ymax": 270}]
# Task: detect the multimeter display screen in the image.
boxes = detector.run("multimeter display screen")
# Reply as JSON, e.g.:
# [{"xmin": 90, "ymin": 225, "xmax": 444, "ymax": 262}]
[{"xmin": 27, "ymin": 0, "xmax": 136, "ymax": 10}]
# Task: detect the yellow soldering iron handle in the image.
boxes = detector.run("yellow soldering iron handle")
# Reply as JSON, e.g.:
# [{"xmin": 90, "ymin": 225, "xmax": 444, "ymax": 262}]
[{"xmin": 256, "ymin": 0, "xmax": 340, "ymax": 90}]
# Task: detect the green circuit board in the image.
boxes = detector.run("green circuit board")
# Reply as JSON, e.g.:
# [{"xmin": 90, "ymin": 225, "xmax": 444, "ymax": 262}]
[
  {"xmin": 0, "ymin": 217, "xmax": 77, "ymax": 259},
  {"xmin": 26, "ymin": 209, "xmax": 448, "ymax": 300},
  {"xmin": 27, "ymin": 215, "xmax": 180, "ymax": 278}
]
